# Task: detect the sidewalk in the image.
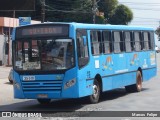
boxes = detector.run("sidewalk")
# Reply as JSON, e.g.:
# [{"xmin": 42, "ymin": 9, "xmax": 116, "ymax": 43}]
[{"xmin": 0, "ymin": 66, "xmax": 12, "ymax": 79}]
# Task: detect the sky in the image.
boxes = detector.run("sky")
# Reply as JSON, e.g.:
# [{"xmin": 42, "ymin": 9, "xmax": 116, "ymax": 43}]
[{"xmin": 118, "ymin": 0, "xmax": 160, "ymax": 46}]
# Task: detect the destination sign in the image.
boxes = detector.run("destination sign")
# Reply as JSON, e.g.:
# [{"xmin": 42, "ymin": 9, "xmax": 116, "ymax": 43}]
[{"xmin": 16, "ymin": 24, "xmax": 69, "ymax": 39}]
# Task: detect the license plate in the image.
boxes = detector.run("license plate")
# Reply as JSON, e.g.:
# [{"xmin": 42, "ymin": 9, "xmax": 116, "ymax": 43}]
[
  {"xmin": 23, "ymin": 76, "xmax": 35, "ymax": 81},
  {"xmin": 37, "ymin": 94, "xmax": 48, "ymax": 98}
]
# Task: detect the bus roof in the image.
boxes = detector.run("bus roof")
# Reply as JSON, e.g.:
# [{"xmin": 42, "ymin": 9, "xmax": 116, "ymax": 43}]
[
  {"xmin": 69, "ymin": 22, "xmax": 154, "ymax": 31},
  {"xmin": 16, "ymin": 22, "xmax": 154, "ymax": 31}
]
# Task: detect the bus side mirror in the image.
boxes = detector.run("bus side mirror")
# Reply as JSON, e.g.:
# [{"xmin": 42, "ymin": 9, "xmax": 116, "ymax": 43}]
[{"xmin": 82, "ymin": 36, "xmax": 87, "ymax": 46}]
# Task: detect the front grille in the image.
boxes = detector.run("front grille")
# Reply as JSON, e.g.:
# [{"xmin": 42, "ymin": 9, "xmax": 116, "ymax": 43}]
[{"xmin": 22, "ymin": 80, "xmax": 62, "ymax": 92}]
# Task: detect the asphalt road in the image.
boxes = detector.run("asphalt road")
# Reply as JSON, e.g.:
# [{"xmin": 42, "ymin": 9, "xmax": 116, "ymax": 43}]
[{"xmin": 0, "ymin": 53, "xmax": 160, "ymax": 120}]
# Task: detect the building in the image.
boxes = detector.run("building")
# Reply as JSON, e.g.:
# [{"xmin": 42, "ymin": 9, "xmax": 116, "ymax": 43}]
[{"xmin": 0, "ymin": 17, "xmax": 40, "ymax": 66}]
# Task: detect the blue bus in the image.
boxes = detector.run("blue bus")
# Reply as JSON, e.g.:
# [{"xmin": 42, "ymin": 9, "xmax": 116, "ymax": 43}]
[{"xmin": 12, "ymin": 23, "xmax": 157, "ymax": 104}]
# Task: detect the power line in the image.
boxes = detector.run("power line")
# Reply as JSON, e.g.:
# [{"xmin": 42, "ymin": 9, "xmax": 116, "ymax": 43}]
[
  {"xmin": 132, "ymin": 23, "xmax": 159, "ymax": 25},
  {"xmin": 119, "ymin": 2, "xmax": 160, "ymax": 5},
  {"xmin": 131, "ymin": 7, "xmax": 160, "ymax": 11},
  {"xmin": 46, "ymin": 9, "xmax": 91, "ymax": 13},
  {"xmin": 119, "ymin": 2, "xmax": 160, "ymax": 11},
  {"xmin": 40, "ymin": 0, "xmax": 45, "ymax": 23},
  {"xmin": 134, "ymin": 17, "xmax": 160, "ymax": 20},
  {"xmin": 45, "ymin": 1, "xmax": 92, "ymax": 14},
  {"xmin": 120, "ymin": 4, "xmax": 160, "ymax": 7},
  {"xmin": 133, "ymin": 21, "xmax": 159, "ymax": 22}
]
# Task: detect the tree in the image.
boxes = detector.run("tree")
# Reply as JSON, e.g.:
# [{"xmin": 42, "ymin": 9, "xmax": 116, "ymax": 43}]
[
  {"xmin": 98, "ymin": 0, "xmax": 118, "ymax": 23},
  {"xmin": 44, "ymin": 0, "xmax": 93, "ymax": 23},
  {"xmin": 98, "ymin": 0, "xmax": 133, "ymax": 25},
  {"xmin": 155, "ymin": 27, "xmax": 160, "ymax": 41},
  {"xmin": 109, "ymin": 4, "xmax": 133, "ymax": 25},
  {"xmin": 0, "ymin": 0, "xmax": 133, "ymax": 25}
]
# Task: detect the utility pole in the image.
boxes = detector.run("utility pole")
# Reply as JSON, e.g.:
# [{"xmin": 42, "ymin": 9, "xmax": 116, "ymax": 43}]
[
  {"xmin": 41, "ymin": 0, "xmax": 45, "ymax": 23},
  {"xmin": 158, "ymin": 21, "xmax": 160, "ymax": 41},
  {"xmin": 92, "ymin": 0, "xmax": 100, "ymax": 24},
  {"xmin": 92, "ymin": 0, "xmax": 96, "ymax": 24}
]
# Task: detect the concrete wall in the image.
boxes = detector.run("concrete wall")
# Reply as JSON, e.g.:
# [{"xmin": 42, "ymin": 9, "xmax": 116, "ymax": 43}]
[
  {"xmin": 0, "ymin": 35, "xmax": 12, "ymax": 66},
  {"xmin": 0, "ymin": 17, "xmax": 40, "ymax": 66},
  {"xmin": 0, "ymin": 35, "xmax": 5, "ymax": 65}
]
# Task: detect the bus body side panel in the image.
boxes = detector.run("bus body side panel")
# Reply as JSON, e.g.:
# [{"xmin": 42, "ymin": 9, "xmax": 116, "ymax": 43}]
[
  {"xmin": 101, "ymin": 53, "xmax": 137, "ymax": 91},
  {"xmin": 140, "ymin": 51, "xmax": 157, "ymax": 81},
  {"xmin": 142, "ymin": 68, "xmax": 157, "ymax": 81},
  {"xmin": 102, "ymin": 76, "xmax": 113, "ymax": 91},
  {"xmin": 61, "ymin": 68, "xmax": 79, "ymax": 98},
  {"xmin": 102, "ymin": 51, "xmax": 156, "ymax": 91},
  {"xmin": 121, "ymin": 71, "xmax": 137, "ymax": 86},
  {"xmin": 111, "ymin": 53, "xmax": 128, "ymax": 88},
  {"xmin": 93, "ymin": 55, "xmax": 114, "ymax": 91},
  {"xmin": 77, "ymin": 61, "xmax": 94, "ymax": 97},
  {"xmin": 102, "ymin": 72, "xmax": 137, "ymax": 92},
  {"xmin": 13, "ymin": 71, "xmax": 25, "ymax": 98}
]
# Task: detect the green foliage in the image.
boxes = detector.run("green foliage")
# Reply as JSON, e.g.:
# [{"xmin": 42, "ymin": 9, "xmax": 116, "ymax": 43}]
[
  {"xmin": 98, "ymin": 0, "xmax": 118, "ymax": 22},
  {"xmin": 95, "ymin": 16, "xmax": 105, "ymax": 24},
  {"xmin": 44, "ymin": 0, "xmax": 93, "ymax": 23},
  {"xmin": 0, "ymin": 0, "xmax": 133, "ymax": 25},
  {"xmin": 98, "ymin": 0, "xmax": 133, "ymax": 25},
  {"xmin": 109, "ymin": 4, "xmax": 133, "ymax": 25},
  {"xmin": 155, "ymin": 27, "xmax": 160, "ymax": 41},
  {"xmin": 155, "ymin": 27, "xmax": 160, "ymax": 35}
]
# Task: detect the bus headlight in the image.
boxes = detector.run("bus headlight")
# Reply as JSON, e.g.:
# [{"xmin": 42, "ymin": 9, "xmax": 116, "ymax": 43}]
[
  {"xmin": 14, "ymin": 82, "xmax": 20, "ymax": 90},
  {"xmin": 64, "ymin": 78, "xmax": 76, "ymax": 89}
]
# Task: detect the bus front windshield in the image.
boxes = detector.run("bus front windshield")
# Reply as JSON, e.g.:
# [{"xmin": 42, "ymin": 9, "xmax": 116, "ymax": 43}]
[{"xmin": 13, "ymin": 39, "xmax": 75, "ymax": 71}]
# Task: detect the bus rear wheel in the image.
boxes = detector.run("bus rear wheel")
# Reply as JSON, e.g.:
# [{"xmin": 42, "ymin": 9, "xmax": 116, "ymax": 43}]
[
  {"xmin": 125, "ymin": 71, "xmax": 142, "ymax": 92},
  {"xmin": 37, "ymin": 99, "xmax": 51, "ymax": 105},
  {"xmin": 89, "ymin": 79, "xmax": 100, "ymax": 104}
]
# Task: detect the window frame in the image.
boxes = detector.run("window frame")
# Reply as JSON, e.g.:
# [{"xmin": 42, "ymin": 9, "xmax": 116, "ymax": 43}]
[
  {"xmin": 90, "ymin": 30, "xmax": 102, "ymax": 55},
  {"xmin": 123, "ymin": 31, "xmax": 132, "ymax": 53},
  {"xmin": 76, "ymin": 29, "xmax": 90, "ymax": 69},
  {"xmin": 113, "ymin": 31, "xmax": 124, "ymax": 53},
  {"xmin": 148, "ymin": 31, "xmax": 155, "ymax": 50},
  {"xmin": 133, "ymin": 31, "xmax": 142, "ymax": 52},
  {"xmin": 102, "ymin": 30, "xmax": 113, "ymax": 54},
  {"xmin": 142, "ymin": 31, "xmax": 150, "ymax": 51}
]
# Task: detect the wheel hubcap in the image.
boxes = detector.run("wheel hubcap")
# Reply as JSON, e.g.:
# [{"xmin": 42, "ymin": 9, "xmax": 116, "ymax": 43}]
[
  {"xmin": 137, "ymin": 74, "xmax": 142, "ymax": 90},
  {"xmin": 93, "ymin": 85, "xmax": 98, "ymax": 99}
]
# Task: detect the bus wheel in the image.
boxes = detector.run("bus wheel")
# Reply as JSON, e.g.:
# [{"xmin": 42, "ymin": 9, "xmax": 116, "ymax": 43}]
[
  {"xmin": 125, "ymin": 71, "xmax": 142, "ymax": 92},
  {"xmin": 37, "ymin": 99, "xmax": 51, "ymax": 105},
  {"xmin": 135, "ymin": 71, "xmax": 142, "ymax": 92},
  {"xmin": 89, "ymin": 79, "xmax": 100, "ymax": 104}
]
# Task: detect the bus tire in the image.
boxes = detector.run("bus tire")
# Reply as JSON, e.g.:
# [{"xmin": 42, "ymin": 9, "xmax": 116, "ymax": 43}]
[
  {"xmin": 125, "ymin": 71, "xmax": 142, "ymax": 92},
  {"xmin": 37, "ymin": 99, "xmax": 51, "ymax": 105},
  {"xmin": 89, "ymin": 79, "xmax": 100, "ymax": 104}
]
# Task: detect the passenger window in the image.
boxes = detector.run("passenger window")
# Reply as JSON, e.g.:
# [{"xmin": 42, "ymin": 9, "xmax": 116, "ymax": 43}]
[
  {"xmin": 134, "ymin": 32, "xmax": 141, "ymax": 51},
  {"xmin": 149, "ymin": 32, "xmax": 154, "ymax": 50},
  {"xmin": 102, "ymin": 31, "xmax": 112, "ymax": 54},
  {"xmin": 143, "ymin": 32, "xmax": 149, "ymax": 50},
  {"xmin": 77, "ymin": 29, "xmax": 89, "ymax": 68},
  {"xmin": 113, "ymin": 31, "xmax": 123, "ymax": 53},
  {"xmin": 124, "ymin": 32, "xmax": 132, "ymax": 52},
  {"xmin": 90, "ymin": 31, "xmax": 101, "ymax": 55}
]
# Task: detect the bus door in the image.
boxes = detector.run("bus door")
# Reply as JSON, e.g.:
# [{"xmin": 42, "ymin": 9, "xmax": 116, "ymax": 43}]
[{"xmin": 76, "ymin": 29, "xmax": 90, "ymax": 96}]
